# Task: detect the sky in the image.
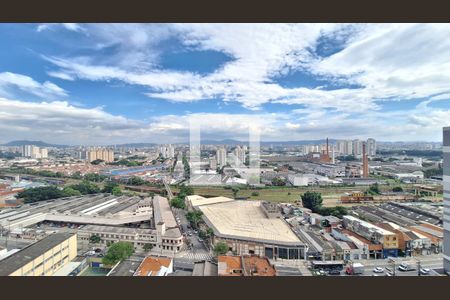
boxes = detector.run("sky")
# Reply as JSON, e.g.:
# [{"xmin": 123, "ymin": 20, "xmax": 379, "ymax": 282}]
[{"xmin": 0, "ymin": 23, "xmax": 450, "ymax": 145}]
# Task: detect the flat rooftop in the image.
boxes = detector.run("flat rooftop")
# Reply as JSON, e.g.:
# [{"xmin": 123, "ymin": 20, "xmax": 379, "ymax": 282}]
[
  {"xmin": 0, "ymin": 232, "xmax": 75, "ymax": 276},
  {"xmin": 107, "ymin": 258, "xmax": 143, "ymax": 276},
  {"xmin": 200, "ymin": 201, "xmax": 303, "ymax": 246},
  {"xmin": 186, "ymin": 195, "xmax": 234, "ymax": 208}
]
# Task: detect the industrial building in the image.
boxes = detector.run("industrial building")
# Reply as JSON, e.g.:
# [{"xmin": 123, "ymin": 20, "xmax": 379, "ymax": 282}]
[
  {"xmin": 0, "ymin": 194, "xmax": 183, "ymax": 253},
  {"xmin": 198, "ymin": 199, "xmax": 306, "ymax": 260},
  {"xmin": 0, "ymin": 233, "xmax": 77, "ymax": 276}
]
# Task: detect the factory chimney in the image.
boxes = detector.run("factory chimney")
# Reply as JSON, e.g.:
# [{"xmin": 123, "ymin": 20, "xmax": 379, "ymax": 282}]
[
  {"xmin": 362, "ymin": 142, "xmax": 369, "ymax": 177},
  {"xmin": 326, "ymin": 137, "xmax": 329, "ymax": 160}
]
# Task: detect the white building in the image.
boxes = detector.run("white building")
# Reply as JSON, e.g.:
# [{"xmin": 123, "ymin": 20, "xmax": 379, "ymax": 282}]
[
  {"xmin": 216, "ymin": 147, "xmax": 227, "ymax": 168},
  {"xmin": 366, "ymin": 138, "xmax": 377, "ymax": 157},
  {"xmin": 352, "ymin": 140, "xmax": 363, "ymax": 158}
]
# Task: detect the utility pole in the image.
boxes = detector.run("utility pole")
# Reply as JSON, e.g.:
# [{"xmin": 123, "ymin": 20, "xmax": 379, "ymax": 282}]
[{"xmin": 417, "ymin": 260, "xmax": 421, "ymax": 276}]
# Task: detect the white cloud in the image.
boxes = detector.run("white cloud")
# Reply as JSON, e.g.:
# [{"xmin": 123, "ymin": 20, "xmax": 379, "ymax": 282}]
[
  {"xmin": 37, "ymin": 23, "xmax": 85, "ymax": 33},
  {"xmin": 0, "ymin": 72, "xmax": 67, "ymax": 98}
]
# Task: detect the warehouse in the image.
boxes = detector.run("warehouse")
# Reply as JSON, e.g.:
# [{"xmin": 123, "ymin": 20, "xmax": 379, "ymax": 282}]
[{"xmin": 199, "ymin": 200, "xmax": 306, "ymax": 260}]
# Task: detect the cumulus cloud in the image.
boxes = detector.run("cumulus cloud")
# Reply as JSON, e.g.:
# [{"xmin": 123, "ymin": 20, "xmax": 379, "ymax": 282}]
[{"xmin": 0, "ymin": 72, "xmax": 67, "ymax": 98}]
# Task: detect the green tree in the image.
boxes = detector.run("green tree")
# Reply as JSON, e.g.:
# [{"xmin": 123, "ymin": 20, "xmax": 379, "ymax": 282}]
[
  {"xmin": 301, "ymin": 191, "xmax": 323, "ymax": 211},
  {"xmin": 251, "ymin": 191, "xmax": 259, "ymax": 197},
  {"xmin": 170, "ymin": 197, "xmax": 186, "ymax": 209},
  {"xmin": 392, "ymin": 186, "xmax": 403, "ymax": 192},
  {"xmin": 16, "ymin": 186, "xmax": 66, "ymax": 203},
  {"xmin": 213, "ymin": 242, "xmax": 229, "ymax": 256},
  {"xmin": 367, "ymin": 183, "xmax": 381, "ymax": 195},
  {"xmin": 143, "ymin": 244, "xmax": 153, "ymax": 252},
  {"xmin": 102, "ymin": 242, "xmax": 134, "ymax": 266},
  {"xmin": 90, "ymin": 159, "xmax": 104, "ymax": 165},
  {"xmin": 103, "ymin": 181, "xmax": 119, "ymax": 193},
  {"xmin": 89, "ymin": 234, "xmax": 101, "ymax": 244},
  {"xmin": 186, "ymin": 211, "xmax": 203, "ymax": 228},
  {"xmin": 71, "ymin": 171, "xmax": 82, "ymax": 179},
  {"xmin": 231, "ymin": 186, "xmax": 240, "ymax": 199},
  {"xmin": 62, "ymin": 187, "xmax": 82, "ymax": 197},
  {"xmin": 111, "ymin": 186, "xmax": 123, "ymax": 196},
  {"xmin": 128, "ymin": 176, "xmax": 146, "ymax": 186},
  {"xmin": 68, "ymin": 180, "xmax": 101, "ymax": 194}
]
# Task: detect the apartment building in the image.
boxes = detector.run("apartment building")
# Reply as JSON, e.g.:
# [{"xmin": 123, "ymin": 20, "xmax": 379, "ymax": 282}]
[
  {"xmin": 443, "ymin": 126, "xmax": 450, "ymax": 273},
  {"xmin": 0, "ymin": 233, "xmax": 77, "ymax": 276}
]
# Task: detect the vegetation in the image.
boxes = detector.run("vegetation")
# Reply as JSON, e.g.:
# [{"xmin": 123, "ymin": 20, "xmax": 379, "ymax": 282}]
[
  {"xmin": 186, "ymin": 211, "xmax": 203, "ymax": 228},
  {"xmin": 90, "ymin": 159, "xmax": 104, "ymax": 165},
  {"xmin": 271, "ymin": 177, "xmax": 287, "ymax": 186},
  {"xmin": 16, "ymin": 186, "xmax": 66, "ymax": 203},
  {"xmin": 231, "ymin": 186, "xmax": 240, "ymax": 198},
  {"xmin": 301, "ymin": 191, "xmax": 348, "ymax": 218},
  {"xmin": 251, "ymin": 191, "xmax": 259, "ymax": 197},
  {"xmin": 102, "ymin": 242, "xmax": 134, "ymax": 266},
  {"xmin": 68, "ymin": 180, "xmax": 101, "ymax": 195},
  {"xmin": 89, "ymin": 234, "xmax": 101, "ymax": 244},
  {"xmin": 110, "ymin": 159, "xmax": 143, "ymax": 167},
  {"xmin": 83, "ymin": 173, "xmax": 107, "ymax": 182},
  {"xmin": 127, "ymin": 176, "xmax": 147, "ymax": 186},
  {"xmin": 366, "ymin": 183, "xmax": 381, "ymax": 195},
  {"xmin": 392, "ymin": 186, "xmax": 404, "ymax": 192},
  {"xmin": 62, "ymin": 187, "xmax": 82, "ymax": 197},
  {"xmin": 170, "ymin": 197, "xmax": 186, "ymax": 209},
  {"xmin": 111, "ymin": 186, "xmax": 123, "ymax": 196},
  {"xmin": 213, "ymin": 242, "xmax": 229, "ymax": 256},
  {"xmin": 143, "ymin": 243, "xmax": 153, "ymax": 252}
]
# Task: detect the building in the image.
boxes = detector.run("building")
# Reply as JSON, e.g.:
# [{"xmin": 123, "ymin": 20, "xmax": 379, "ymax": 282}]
[
  {"xmin": 218, "ymin": 255, "xmax": 277, "ymax": 276},
  {"xmin": 342, "ymin": 215, "xmax": 399, "ymax": 258},
  {"xmin": 233, "ymin": 146, "xmax": 246, "ymax": 167},
  {"xmin": 0, "ymin": 233, "xmax": 77, "ymax": 276},
  {"xmin": 134, "ymin": 256, "xmax": 173, "ymax": 276},
  {"xmin": 199, "ymin": 200, "xmax": 306, "ymax": 259},
  {"xmin": 87, "ymin": 148, "xmax": 114, "ymax": 163},
  {"xmin": 352, "ymin": 139, "xmax": 363, "ymax": 158},
  {"xmin": 78, "ymin": 196, "xmax": 183, "ymax": 253},
  {"xmin": 192, "ymin": 260, "xmax": 218, "ymax": 276},
  {"xmin": 367, "ymin": 138, "xmax": 377, "ymax": 157},
  {"xmin": 216, "ymin": 147, "xmax": 227, "ymax": 168},
  {"xmin": 444, "ymin": 126, "xmax": 450, "ymax": 274},
  {"xmin": 185, "ymin": 195, "xmax": 234, "ymax": 211}
]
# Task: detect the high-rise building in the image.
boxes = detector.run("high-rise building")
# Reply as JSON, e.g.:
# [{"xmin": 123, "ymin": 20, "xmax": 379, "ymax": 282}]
[
  {"xmin": 233, "ymin": 146, "xmax": 246, "ymax": 166},
  {"xmin": 443, "ymin": 127, "xmax": 450, "ymax": 273},
  {"xmin": 87, "ymin": 148, "xmax": 114, "ymax": 163},
  {"xmin": 167, "ymin": 144, "xmax": 175, "ymax": 159},
  {"xmin": 367, "ymin": 138, "xmax": 377, "ymax": 157},
  {"xmin": 352, "ymin": 139, "xmax": 363, "ymax": 158},
  {"xmin": 22, "ymin": 145, "xmax": 32, "ymax": 157},
  {"xmin": 39, "ymin": 148, "xmax": 48, "ymax": 158},
  {"xmin": 216, "ymin": 147, "xmax": 227, "ymax": 168}
]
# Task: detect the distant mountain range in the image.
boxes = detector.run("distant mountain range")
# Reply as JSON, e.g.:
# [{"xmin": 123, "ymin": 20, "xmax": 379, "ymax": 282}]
[
  {"xmin": 1, "ymin": 140, "xmax": 69, "ymax": 148},
  {"xmin": 1, "ymin": 139, "xmax": 441, "ymax": 148}
]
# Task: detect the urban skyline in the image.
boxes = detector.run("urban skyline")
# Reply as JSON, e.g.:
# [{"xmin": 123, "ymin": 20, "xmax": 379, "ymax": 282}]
[{"xmin": 1, "ymin": 24, "xmax": 450, "ymax": 145}]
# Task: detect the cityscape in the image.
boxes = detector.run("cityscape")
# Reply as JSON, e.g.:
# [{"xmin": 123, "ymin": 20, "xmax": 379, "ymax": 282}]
[{"xmin": 0, "ymin": 23, "xmax": 449, "ymax": 277}]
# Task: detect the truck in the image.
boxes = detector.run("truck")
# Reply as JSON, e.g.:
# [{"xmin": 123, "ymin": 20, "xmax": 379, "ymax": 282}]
[{"xmin": 345, "ymin": 262, "xmax": 365, "ymax": 275}]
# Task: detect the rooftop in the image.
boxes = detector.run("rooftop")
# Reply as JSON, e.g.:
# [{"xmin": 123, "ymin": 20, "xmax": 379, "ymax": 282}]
[
  {"xmin": 186, "ymin": 195, "xmax": 234, "ymax": 208},
  {"xmin": 200, "ymin": 200, "xmax": 303, "ymax": 246},
  {"xmin": 134, "ymin": 256, "xmax": 172, "ymax": 276},
  {"xmin": 108, "ymin": 258, "xmax": 143, "ymax": 276},
  {"xmin": 0, "ymin": 232, "xmax": 75, "ymax": 276}
]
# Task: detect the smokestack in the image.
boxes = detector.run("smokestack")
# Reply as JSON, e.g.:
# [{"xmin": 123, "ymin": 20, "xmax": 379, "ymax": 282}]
[
  {"xmin": 362, "ymin": 142, "xmax": 369, "ymax": 177},
  {"xmin": 326, "ymin": 137, "xmax": 329, "ymax": 159}
]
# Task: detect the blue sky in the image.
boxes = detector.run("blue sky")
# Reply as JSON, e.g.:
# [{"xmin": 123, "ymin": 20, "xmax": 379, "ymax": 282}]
[{"xmin": 1, "ymin": 23, "xmax": 450, "ymax": 145}]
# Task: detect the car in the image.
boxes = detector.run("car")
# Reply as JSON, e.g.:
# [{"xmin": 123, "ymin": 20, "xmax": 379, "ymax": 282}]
[
  {"xmin": 373, "ymin": 267, "xmax": 384, "ymax": 273},
  {"xmin": 328, "ymin": 269, "xmax": 341, "ymax": 275},
  {"xmin": 193, "ymin": 230, "xmax": 198, "ymax": 234},
  {"xmin": 198, "ymin": 238, "xmax": 204, "ymax": 242},
  {"xmin": 385, "ymin": 271, "xmax": 393, "ymax": 277},
  {"xmin": 188, "ymin": 233, "xmax": 192, "ymax": 236},
  {"xmin": 420, "ymin": 268, "xmax": 430, "ymax": 275}
]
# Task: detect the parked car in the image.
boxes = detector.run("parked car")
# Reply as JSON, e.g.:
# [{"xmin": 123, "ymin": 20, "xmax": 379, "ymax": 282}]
[
  {"xmin": 373, "ymin": 267, "xmax": 384, "ymax": 273},
  {"xmin": 198, "ymin": 238, "xmax": 204, "ymax": 242},
  {"xmin": 420, "ymin": 268, "xmax": 430, "ymax": 275},
  {"xmin": 385, "ymin": 271, "xmax": 394, "ymax": 276}
]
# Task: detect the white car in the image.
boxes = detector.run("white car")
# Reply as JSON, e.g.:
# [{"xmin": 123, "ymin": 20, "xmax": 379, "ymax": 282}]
[
  {"xmin": 420, "ymin": 268, "xmax": 430, "ymax": 275},
  {"xmin": 373, "ymin": 267, "xmax": 384, "ymax": 273}
]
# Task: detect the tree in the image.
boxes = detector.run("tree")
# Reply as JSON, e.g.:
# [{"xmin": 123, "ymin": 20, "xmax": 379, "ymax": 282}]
[
  {"xmin": 301, "ymin": 191, "xmax": 323, "ymax": 211},
  {"xmin": 71, "ymin": 171, "xmax": 82, "ymax": 179},
  {"xmin": 251, "ymin": 191, "xmax": 259, "ymax": 197},
  {"xmin": 179, "ymin": 184, "xmax": 194, "ymax": 196},
  {"xmin": 68, "ymin": 180, "xmax": 101, "ymax": 194},
  {"xmin": 213, "ymin": 242, "xmax": 229, "ymax": 256},
  {"xmin": 102, "ymin": 242, "xmax": 134, "ymax": 266},
  {"xmin": 16, "ymin": 186, "xmax": 66, "ymax": 203},
  {"xmin": 392, "ymin": 186, "xmax": 403, "ymax": 192},
  {"xmin": 90, "ymin": 159, "xmax": 104, "ymax": 165},
  {"xmin": 231, "ymin": 187, "xmax": 240, "ymax": 199},
  {"xmin": 170, "ymin": 197, "xmax": 186, "ymax": 209},
  {"xmin": 89, "ymin": 234, "xmax": 101, "ymax": 244},
  {"xmin": 62, "ymin": 187, "xmax": 82, "ymax": 197},
  {"xmin": 143, "ymin": 244, "xmax": 153, "ymax": 252},
  {"xmin": 148, "ymin": 192, "xmax": 155, "ymax": 197},
  {"xmin": 271, "ymin": 177, "xmax": 286, "ymax": 186},
  {"xmin": 367, "ymin": 183, "xmax": 381, "ymax": 195},
  {"xmin": 103, "ymin": 181, "xmax": 119, "ymax": 193},
  {"xmin": 84, "ymin": 173, "xmax": 107, "ymax": 182},
  {"xmin": 111, "ymin": 186, "xmax": 123, "ymax": 196},
  {"xmin": 186, "ymin": 211, "xmax": 203, "ymax": 228}
]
